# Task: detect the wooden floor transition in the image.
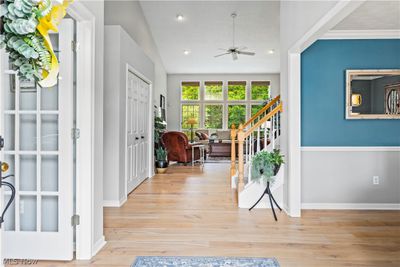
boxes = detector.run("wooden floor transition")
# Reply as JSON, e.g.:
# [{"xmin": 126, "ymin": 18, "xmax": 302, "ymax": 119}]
[{"xmin": 32, "ymin": 163, "xmax": 399, "ymax": 267}]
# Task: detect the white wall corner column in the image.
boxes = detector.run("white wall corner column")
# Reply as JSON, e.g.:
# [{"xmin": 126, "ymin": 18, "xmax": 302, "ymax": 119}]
[{"xmin": 281, "ymin": 0, "xmax": 366, "ymax": 217}]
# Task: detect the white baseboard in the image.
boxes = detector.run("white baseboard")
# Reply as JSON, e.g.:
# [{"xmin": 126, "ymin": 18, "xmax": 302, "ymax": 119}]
[
  {"xmin": 92, "ymin": 235, "xmax": 106, "ymax": 257},
  {"xmin": 103, "ymin": 196, "xmax": 127, "ymax": 207},
  {"xmin": 301, "ymin": 146, "xmax": 400, "ymax": 152},
  {"xmin": 302, "ymin": 203, "xmax": 400, "ymax": 210}
]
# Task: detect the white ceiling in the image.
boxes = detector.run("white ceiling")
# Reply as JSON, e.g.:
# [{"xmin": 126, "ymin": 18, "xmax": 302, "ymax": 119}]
[
  {"xmin": 140, "ymin": 1, "xmax": 280, "ymax": 74},
  {"xmin": 334, "ymin": 1, "xmax": 400, "ymax": 30}
]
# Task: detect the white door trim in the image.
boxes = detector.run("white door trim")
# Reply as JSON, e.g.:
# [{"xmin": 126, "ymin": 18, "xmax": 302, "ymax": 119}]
[
  {"xmin": 285, "ymin": 0, "xmax": 365, "ymax": 217},
  {"xmin": 125, "ymin": 64, "xmax": 154, "ymax": 199},
  {"xmin": 67, "ymin": 2, "xmax": 97, "ymax": 260}
]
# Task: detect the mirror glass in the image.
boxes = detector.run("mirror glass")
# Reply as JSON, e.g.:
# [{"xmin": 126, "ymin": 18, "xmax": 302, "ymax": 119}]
[{"xmin": 346, "ymin": 70, "xmax": 400, "ymax": 119}]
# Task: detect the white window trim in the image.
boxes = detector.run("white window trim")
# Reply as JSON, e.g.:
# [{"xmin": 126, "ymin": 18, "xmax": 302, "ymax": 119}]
[{"xmin": 180, "ymin": 80, "xmax": 271, "ymax": 131}]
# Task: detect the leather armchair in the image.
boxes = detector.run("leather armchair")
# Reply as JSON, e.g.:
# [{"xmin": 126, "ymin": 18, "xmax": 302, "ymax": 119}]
[{"xmin": 161, "ymin": 131, "xmax": 201, "ymax": 163}]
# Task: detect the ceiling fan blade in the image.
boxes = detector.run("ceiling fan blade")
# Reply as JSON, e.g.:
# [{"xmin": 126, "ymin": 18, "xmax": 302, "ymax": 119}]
[
  {"xmin": 214, "ymin": 52, "xmax": 231, "ymax": 58},
  {"xmin": 218, "ymin": 48, "xmax": 228, "ymax": 51},
  {"xmin": 238, "ymin": 46, "xmax": 248, "ymax": 51},
  {"xmin": 232, "ymin": 52, "xmax": 238, "ymax": 61},
  {"xmin": 237, "ymin": 51, "xmax": 255, "ymax": 56}
]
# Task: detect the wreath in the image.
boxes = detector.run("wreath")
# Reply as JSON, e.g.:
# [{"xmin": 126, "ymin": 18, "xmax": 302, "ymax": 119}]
[{"xmin": 0, "ymin": 0, "xmax": 72, "ymax": 88}]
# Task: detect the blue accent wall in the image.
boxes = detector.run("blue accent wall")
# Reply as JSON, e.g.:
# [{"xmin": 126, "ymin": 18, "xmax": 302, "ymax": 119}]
[{"xmin": 301, "ymin": 39, "xmax": 400, "ymax": 146}]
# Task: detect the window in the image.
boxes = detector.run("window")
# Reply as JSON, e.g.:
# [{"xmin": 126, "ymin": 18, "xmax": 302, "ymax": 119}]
[
  {"xmin": 251, "ymin": 104, "xmax": 264, "ymax": 117},
  {"xmin": 181, "ymin": 81, "xmax": 200, "ymax": 100},
  {"xmin": 204, "ymin": 81, "xmax": 223, "ymax": 100},
  {"xmin": 181, "ymin": 104, "xmax": 200, "ymax": 129},
  {"xmin": 180, "ymin": 80, "xmax": 270, "ymax": 131},
  {"xmin": 228, "ymin": 105, "xmax": 246, "ymax": 128},
  {"xmin": 251, "ymin": 104, "xmax": 264, "ymax": 124},
  {"xmin": 228, "ymin": 81, "xmax": 246, "ymax": 100},
  {"xmin": 251, "ymin": 81, "xmax": 270, "ymax": 100},
  {"xmin": 204, "ymin": 104, "xmax": 223, "ymax": 129}
]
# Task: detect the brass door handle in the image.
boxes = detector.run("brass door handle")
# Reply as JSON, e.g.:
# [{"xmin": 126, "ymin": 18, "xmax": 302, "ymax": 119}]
[{"xmin": 1, "ymin": 162, "xmax": 9, "ymax": 173}]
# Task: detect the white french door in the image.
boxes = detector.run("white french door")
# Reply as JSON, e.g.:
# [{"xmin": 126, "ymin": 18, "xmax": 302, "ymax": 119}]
[
  {"xmin": 1, "ymin": 19, "xmax": 75, "ymax": 260},
  {"xmin": 126, "ymin": 70, "xmax": 149, "ymax": 194}
]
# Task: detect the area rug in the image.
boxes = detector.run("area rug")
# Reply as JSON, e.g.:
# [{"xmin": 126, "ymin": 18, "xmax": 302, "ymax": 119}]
[{"xmin": 132, "ymin": 256, "xmax": 280, "ymax": 267}]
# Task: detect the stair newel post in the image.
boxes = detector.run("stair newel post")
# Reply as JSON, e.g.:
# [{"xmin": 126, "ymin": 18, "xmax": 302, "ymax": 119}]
[
  {"xmin": 230, "ymin": 124, "xmax": 236, "ymax": 178},
  {"xmin": 237, "ymin": 124, "xmax": 245, "ymax": 193}
]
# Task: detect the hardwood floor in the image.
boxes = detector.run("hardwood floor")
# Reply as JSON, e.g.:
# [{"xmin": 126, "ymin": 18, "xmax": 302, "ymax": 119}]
[{"xmin": 33, "ymin": 163, "xmax": 399, "ymax": 266}]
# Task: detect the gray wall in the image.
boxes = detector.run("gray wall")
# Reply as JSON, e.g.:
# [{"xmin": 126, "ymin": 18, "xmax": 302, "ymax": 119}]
[
  {"xmin": 167, "ymin": 73, "xmax": 280, "ymax": 131},
  {"xmin": 302, "ymin": 150, "xmax": 400, "ymax": 204},
  {"xmin": 105, "ymin": 0, "xmax": 167, "ymax": 109},
  {"xmin": 81, "ymin": 0, "xmax": 104, "ymax": 252},
  {"xmin": 104, "ymin": 26, "xmax": 155, "ymax": 204}
]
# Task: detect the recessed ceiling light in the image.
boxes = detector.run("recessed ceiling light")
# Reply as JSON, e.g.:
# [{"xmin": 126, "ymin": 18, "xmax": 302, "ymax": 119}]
[
  {"xmin": 268, "ymin": 49, "xmax": 275, "ymax": 54},
  {"xmin": 176, "ymin": 14, "xmax": 184, "ymax": 21},
  {"xmin": 183, "ymin": 50, "xmax": 190, "ymax": 55}
]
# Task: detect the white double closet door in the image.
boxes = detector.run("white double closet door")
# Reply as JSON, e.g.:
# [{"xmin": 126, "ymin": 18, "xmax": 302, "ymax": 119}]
[{"xmin": 126, "ymin": 71, "xmax": 149, "ymax": 194}]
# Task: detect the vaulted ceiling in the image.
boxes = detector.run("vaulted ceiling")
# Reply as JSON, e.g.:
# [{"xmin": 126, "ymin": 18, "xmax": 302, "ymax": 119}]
[
  {"xmin": 140, "ymin": 1, "xmax": 280, "ymax": 74},
  {"xmin": 334, "ymin": 1, "xmax": 400, "ymax": 30}
]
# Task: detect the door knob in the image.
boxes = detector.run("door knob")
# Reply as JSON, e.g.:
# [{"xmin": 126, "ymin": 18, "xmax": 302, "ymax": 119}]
[
  {"xmin": 1, "ymin": 162, "xmax": 9, "ymax": 173},
  {"xmin": 141, "ymin": 136, "xmax": 145, "ymax": 139},
  {"xmin": 135, "ymin": 137, "xmax": 139, "ymax": 140}
]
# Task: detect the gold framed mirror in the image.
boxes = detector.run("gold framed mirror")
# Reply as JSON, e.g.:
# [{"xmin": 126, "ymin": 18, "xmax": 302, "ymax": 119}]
[{"xmin": 346, "ymin": 69, "xmax": 400, "ymax": 119}]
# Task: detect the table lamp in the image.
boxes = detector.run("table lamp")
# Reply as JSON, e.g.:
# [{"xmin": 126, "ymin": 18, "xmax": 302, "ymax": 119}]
[{"xmin": 186, "ymin": 118, "xmax": 197, "ymax": 143}]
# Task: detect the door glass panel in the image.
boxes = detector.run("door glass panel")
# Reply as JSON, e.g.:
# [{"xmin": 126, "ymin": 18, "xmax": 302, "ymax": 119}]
[
  {"xmin": 20, "ymin": 114, "xmax": 37, "ymax": 151},
  {"xmin": 20, "ymin": 195, "xmax": 37, "ymax": 231},
  {"xmin": 41, "ymin": 115, "xmax": 58, "ymax": 151},
  {"xmin": 4, "ymin": 114, "xmax": 15, "ymax": 150},
  {"xmin": 19, "ymin": 88, "xmax": 37, "ymax": 111},
  {"xmin": 41, "ymin": 155, "xmax": 58, "ymax": 192},
  {"xmin": 4, "ymin": 76, "xmax": 15, "ymax": 110},
  {"xmin": 3, "ymin": 154, "xmax": 15, "ymax": 189},
  {"xmin": 41, "ymin": 86, "xmax": 59, "ymax": 110},
  {"xmin": 4, "ymin": 194, "xmax": 15, "ymax": 231},
  {"xmin": 41, "ymin": 196, "xmax": 58, "ymax": 232},
  {"xmin": 20, "ymin": 155, "xmax": 37, "ymax": 191}
]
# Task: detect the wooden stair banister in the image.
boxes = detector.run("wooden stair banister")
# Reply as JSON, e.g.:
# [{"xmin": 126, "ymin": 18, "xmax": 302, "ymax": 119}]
[
  {"xmin": 243, "ymin": 95, "xmax": 280, "ymax": 128},
  {"xmin": 230, "ymin": 95, "xmax": 283, "ymax": 197}
]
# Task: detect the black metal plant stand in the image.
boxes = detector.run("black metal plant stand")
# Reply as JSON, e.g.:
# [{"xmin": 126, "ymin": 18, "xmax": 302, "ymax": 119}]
[{"xmin": 249, "ymin": 181, "xmax": 282, "ymax": 221}]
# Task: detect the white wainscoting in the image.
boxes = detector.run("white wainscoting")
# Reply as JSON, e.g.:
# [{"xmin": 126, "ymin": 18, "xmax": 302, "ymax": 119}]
[{"xmin": 301, "ymin": 147, "xmax": 400, "ymax": 210}]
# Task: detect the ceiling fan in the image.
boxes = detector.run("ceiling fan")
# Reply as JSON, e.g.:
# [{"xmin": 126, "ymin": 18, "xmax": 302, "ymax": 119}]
[{"xmin": 214, "ymin": 12, "xmax": 256, "ymax": 61}]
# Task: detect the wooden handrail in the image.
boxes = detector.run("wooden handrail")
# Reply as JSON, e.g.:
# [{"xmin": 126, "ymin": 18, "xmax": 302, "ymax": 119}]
[
  {"xmin": 230, "ymin": 124, "xmax": 237, "ymax": 178},
  {"xmin": 243, "ymin": 95, "xmax": 280, "ymax": 128},
  {"xmin": 244, "ymin": 103, "xmax": 283, "ymax": 139}
]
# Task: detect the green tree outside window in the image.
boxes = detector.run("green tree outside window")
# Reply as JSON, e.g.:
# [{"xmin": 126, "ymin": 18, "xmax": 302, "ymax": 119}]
[
  {"xmin": 181, "ymin": 82, "xmax": 200, "ymax": 100},
  {"xmin": 228, "ymin": 105, "xmax": 246, "ymax": 128},
  {"xmin": 205, "ymin": 83, "xmax": 223, "ymax": 100},
  {"xmin": 228, "ymin": 82, "xmax": 246, "ymax": 100},
  {"xmin": 181, "ymin": 105, "xmax": 199, "ymax": 129},
  {"xmin": 205, "ymin": 105, "xmax": 223, "ymax": 129},
  {"xmin": 251, "ymin": 82, "xmax": 270, "ymax": 100}
]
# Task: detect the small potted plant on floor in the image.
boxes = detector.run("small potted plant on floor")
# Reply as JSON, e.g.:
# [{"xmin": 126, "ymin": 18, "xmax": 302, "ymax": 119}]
[
  {"xmin": 249, "ymin": 149, "xmax": 284, "ymax": 221},
  {"xmin": 155, "ymin": 147, "xmax": 168, "ymax": 174}
]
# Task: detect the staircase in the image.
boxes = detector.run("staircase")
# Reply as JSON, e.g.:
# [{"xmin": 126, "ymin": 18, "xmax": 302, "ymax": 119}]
[{"xmin": 230, "ymin": 95, "xmax": 283, "ymax": 208}]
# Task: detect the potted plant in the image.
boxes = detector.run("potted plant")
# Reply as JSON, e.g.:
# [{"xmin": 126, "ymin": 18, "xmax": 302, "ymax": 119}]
[
  {"xmin": 249, "ymin": 149, "xmax": 284, "ymax": 221},
  {"xmin": 155, "ymin": 147, "xmax": 168, "ymax": 174},
  {"xmin": 251, "ymin": 149, "xmax": 284, "ymax": 184}
]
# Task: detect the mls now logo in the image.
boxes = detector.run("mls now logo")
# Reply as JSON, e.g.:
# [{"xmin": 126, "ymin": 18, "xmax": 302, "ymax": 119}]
[{"xmin": 3, "ymin": 259, "xmax": 39, "ymax": 265}]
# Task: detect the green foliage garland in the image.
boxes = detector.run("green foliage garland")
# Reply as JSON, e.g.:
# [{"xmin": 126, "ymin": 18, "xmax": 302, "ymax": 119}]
[{"xmin": 0, "ymin": 0, "xmax": 52, "ymax": 81}]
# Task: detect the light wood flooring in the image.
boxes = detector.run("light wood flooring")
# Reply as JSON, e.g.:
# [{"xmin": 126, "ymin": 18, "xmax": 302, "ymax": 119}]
[{"xmin": 31, "ymin": 163, "xmax": 400, "ymax": 266}]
